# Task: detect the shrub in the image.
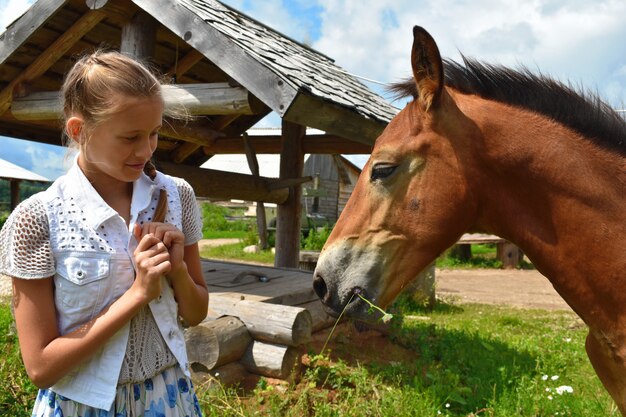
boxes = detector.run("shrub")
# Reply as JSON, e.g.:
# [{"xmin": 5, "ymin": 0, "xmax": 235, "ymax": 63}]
[
  {"xmin": 302, "ymin": 224, "xmax": 331, "ymax": 251},
  {"xmin": 0, "ymin": 212, "xmax": 8, "ymax": 231},
  {"xmin": 201, "ymin": 203, "xmax": 253, "ymax": 238}
]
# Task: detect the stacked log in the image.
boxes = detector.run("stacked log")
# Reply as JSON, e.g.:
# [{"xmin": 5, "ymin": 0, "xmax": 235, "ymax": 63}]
[{"xmin": 185, "ymin": 298, "xmax": 313, "ymax": 384}]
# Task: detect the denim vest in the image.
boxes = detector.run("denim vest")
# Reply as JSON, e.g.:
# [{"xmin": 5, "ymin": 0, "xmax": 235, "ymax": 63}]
[{"xmin": 37, "ymin": 161, "xmax": 191, "ymax": 410}]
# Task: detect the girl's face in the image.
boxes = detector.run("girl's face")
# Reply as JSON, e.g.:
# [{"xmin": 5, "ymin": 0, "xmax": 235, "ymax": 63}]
[{"xmin": 75, "ymin": 95, "xmax": 163, "ymax": 186}]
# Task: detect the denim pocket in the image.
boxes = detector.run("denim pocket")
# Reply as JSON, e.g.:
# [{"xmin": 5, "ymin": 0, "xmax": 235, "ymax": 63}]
[
  {"xmin": 57, "ymin": 252, "xmax": 110, "ymax": 285},
  {"xmin": 55, "ymin": 252, "xmax": 111, "ymax": 311}
]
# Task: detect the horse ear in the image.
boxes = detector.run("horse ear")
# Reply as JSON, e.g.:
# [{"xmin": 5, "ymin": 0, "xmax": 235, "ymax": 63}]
[{"xmin": 411, "ymin": 26, "xmax": 444, "ymax": 111}]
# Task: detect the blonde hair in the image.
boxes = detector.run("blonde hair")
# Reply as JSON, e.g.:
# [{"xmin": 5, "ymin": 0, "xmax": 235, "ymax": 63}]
[
  {"xmin": 62, "ymin": 50, "xmax": 163, "ymax": 140},
  {"xmin": 61, "ymin": 50, "xmax": 163, "ymax": 177}
]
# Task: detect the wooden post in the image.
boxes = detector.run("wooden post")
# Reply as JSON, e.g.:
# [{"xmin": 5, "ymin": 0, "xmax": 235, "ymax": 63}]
[
  {"xmin": 497, "ymin": 242, "xmax": 522, "ymax": 269},
  {"xmin": 244, "ymin": 134, "xmax": 268, "ymax": 250},
  {"xmin": 120, "ymin": 11, "xmax": 158, "ymax": 59},
  {"xmin": 275, "ymin": 120, "xmax": 305, "ymax": 268},
  {"xmin": 450, "ymin": 244, "xmax": 472, "ymax": 261},
  {"xmin": 401, "ymin": 262, "xmax": 436, "ymax": 309},
  {"xmin": 10, "ymin": 179, "xmax": 21, "ymax": 210}
]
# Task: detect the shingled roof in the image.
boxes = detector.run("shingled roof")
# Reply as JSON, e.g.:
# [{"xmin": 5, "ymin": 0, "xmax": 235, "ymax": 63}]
[
  {"xmin": 176, "ymin": 0, "xmax": 398, "ymax": 124},
  {"xmin": 0, "ymin": 0, "xmax": 396, "ymax": 168}
]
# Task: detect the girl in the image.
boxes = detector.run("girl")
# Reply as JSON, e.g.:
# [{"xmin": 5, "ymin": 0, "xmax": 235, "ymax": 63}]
[{"xmin": 0, "ymin": 51, "xmax": 208, "ymax": 416}]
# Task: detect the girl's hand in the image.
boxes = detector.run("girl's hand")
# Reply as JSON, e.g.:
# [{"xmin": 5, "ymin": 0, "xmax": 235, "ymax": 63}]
[
  {"xmin": 136, "ymin": 222, "xmax": 185, "ymax": 274},
  {"xmin": 132, "ymin": 224, "xmax": 171, "ymax": 303}
]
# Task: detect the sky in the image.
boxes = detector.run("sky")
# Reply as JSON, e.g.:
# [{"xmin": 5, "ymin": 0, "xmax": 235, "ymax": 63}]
[{"xmin": 0, "ymin": 0, "xmax": 625, "ymax": 179}]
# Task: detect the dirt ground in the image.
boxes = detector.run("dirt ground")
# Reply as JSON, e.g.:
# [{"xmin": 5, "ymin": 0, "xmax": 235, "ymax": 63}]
[{"xmin": 435, "ymin": 268, "xmax": 571, "ymax": 311}]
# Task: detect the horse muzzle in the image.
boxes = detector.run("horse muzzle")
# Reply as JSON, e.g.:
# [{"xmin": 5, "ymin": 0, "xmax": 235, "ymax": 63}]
[{"xmin": 312, "ymin": 241, "xmax": 386, "ymax": 322}]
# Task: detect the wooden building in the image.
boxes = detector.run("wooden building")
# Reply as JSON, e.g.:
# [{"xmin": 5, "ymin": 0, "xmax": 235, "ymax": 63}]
[
  {"xmin": 0, "ymin": 157, "xmax": 50, "ymax": 210},
  {"xmin": 302, "ymin": 154, "xmax": 361, "ymax": 225},
  {"xmin": 0, "ymin": 0, "xmax": 397, "ymax": 268}
]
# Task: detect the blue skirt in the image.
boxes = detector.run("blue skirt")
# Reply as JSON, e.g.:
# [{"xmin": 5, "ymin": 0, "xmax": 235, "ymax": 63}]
[{"xmin": 31, "ymin": 365, "xmax": 203, "ymax": 417}]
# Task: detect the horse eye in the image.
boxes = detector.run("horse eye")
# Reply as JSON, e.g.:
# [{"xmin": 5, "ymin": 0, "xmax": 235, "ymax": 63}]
[{"xmin": 370, "ymin": 164, "xmax": 398, "ymax": 181}]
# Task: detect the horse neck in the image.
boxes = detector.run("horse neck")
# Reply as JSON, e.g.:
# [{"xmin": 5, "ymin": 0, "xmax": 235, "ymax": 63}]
[{"xmin": 460, "ymin": 98, "xmax": 625, "ymax": 283}]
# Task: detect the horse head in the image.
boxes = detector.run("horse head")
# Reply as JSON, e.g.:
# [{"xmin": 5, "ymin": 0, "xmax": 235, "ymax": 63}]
[{"xmin": 313, "ymin": 26, "xmax": 482, "ymax": 320}]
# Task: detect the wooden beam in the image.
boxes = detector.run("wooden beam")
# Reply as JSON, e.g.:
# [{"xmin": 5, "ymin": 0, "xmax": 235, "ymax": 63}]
[
  {"xmin": 155, "ymin": 161, "xmax": 289, "ymax": 204},
  {"xmin": 267, "ymin": 177, "xmax": 312, "ymax": 191},
  {"xmin": 0, "ymin": 8, "xmax": 107, "ymax": 116},
  {"xmin": 204, "ymin": 134, "xmax": 372, "ymax": 154},
  {"xmin": 173, "ymin": 114, "xmax": 239, "ymax": 163},
  {"xmin": 10, "ymin": 83, "xmax": 259, "ymax": 121},
  {"xmin": 161, "ymin": 83, "xmax": 263, "ymax": 116},
  {"xmin": 160, "ymin": 119, "xmax": 223, "ymax": 147},
  {"xmin": 284, "ymin": 92, "xmax": 391, "ymax": 147},
  {"xmin": 0, "ymin": 0, "xmax": 67, "ymax": 66},
  {"xmin": 165, "ymin": 49, "xmax": 204, "ymax": 80},
  {"xmin": 274, "ymin": 120, "xmax": 305, "ymax": 268}
]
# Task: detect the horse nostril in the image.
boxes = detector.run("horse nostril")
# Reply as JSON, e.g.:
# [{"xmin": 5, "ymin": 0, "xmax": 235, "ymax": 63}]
[{"xmin": 313, "ymin": 273, "xmax": 329, "ymax": 303}]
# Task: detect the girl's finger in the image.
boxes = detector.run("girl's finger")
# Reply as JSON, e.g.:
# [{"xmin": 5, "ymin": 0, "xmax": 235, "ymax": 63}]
[
  {"xmin": 133, "ymin": 223, "xmax": 142, "ymax": 242},
  {"xmin": 162, "ymin": 230, "xmax": 183, "ymax": 248},
  {"xmin": 140, "ymin": 252, "xmax": 170, "ymax": 268},
  {"xmin": 135, "ymin": 233, "xmax": 161, "ymax": 253}
]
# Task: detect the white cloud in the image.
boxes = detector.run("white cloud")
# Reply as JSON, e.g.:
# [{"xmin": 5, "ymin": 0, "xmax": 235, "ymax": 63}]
[
  {"xmin": 311, "ymin": 0, "xmax": 626, "ymax": 107},
  {"xmin": 24, "ymin": 143, "xmax": 69, "ymax": 180}
]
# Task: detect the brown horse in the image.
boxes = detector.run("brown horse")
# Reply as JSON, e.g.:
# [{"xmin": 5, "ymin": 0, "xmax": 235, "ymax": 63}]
[{"xmin": 313, "ymin": 26, "xmax": 626, "ymax": 412}]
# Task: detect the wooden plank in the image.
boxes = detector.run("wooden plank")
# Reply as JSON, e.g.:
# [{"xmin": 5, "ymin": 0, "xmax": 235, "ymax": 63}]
[
  {"xmin": 274, "ymin": 120, "xmax": 305, "ymax": 268},
  {"xmin": 202, "ymin": 260, "xmax": 318, "ymax": 306},
  {"xmin": 204, "ymin": 134, "xmax": 372, "ymax": 154},
  {"xmin": 156, "ymin": 161, "xmax": 289, "ymax": 204},
  {"xmin": 0, "ymin": 7, "xmax": 107, "ymax": 116},
  {"xmin": 0, "ymin": 0, "xmax": 67, "ymax": 66},
  {"xmin": 458, "ymin": 233, "xmax": 505, "ymax": 245}
]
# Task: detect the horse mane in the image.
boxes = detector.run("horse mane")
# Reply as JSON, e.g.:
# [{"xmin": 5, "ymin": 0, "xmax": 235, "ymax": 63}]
[{"xmin": 389, "ymin": 56, "xmax": 626, "ymax": 155}]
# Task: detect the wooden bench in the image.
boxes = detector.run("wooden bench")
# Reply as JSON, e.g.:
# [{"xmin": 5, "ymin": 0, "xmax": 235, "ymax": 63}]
[
  {"xmin": 455, "ymin": 233, "xmax": 523, "ymax": 269},
  {"xmin": 299, "ymin": 234, "xmax": 523, "ymax": 270}
]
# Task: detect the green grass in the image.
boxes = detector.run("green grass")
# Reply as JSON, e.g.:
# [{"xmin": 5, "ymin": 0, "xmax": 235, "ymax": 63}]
[
  {"xmin": 201, "ymin": 230, "xmax": 248, "ymax": 239},
  {"xmin": 199, "ymin": 242, "xmax": 517, "ymax": 270},
  {"xmin": 195, "ymin": 297, "xmax": 617, "ymax": 416},
  {"xmin": 436, "ymin": 244, "xmax": 535, "ymax": 270},
  {"xmin": 0, "ymin": 298, "xmax": 38, "ymax": 416},
  {"xmin": 200, "ymin": 242, "xmax": 275, "ymax": 265},
  {"xmin": 2, "ymin": 297, "xmax": 616, "ymax": 416}
]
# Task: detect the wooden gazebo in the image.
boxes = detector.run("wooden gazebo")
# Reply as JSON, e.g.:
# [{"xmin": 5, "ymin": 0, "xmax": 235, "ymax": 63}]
[{"xmin": 0, "ymin": 0, "xmax": 397, "ymax": 267}]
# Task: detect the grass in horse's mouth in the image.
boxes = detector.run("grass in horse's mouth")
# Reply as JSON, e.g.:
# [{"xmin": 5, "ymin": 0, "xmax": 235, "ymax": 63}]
[{"xmin": 320, "ymin": 291, "xmax": 394, "ymax": 356}]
